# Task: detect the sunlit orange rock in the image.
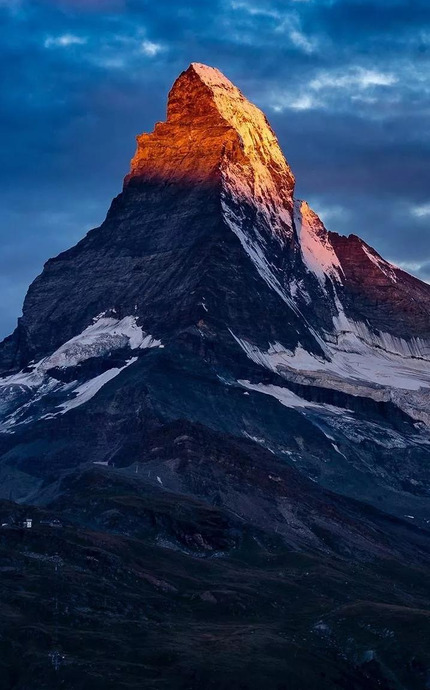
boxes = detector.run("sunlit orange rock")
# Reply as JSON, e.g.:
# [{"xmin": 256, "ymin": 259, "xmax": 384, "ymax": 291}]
[{"xmin": 125, "ymin": 62, "xmax": 295, "ymax": 204}]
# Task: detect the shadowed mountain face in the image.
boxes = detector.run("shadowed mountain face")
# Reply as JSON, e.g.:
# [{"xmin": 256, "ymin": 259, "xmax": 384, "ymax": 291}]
[{"xmin": 0, "ymin": 63, "xmax": 430, "ymax": 689}]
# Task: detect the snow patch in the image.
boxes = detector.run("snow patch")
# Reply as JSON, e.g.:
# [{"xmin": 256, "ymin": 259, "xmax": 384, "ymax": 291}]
[
  {"xmin": 232, "ymin": 325, "xmax": 430, "ymax": 393},
  {"xmin": 332, "ymin": 443, "xmax": 347, "ymax": 459},
  {"xmin": 58, "ymin": 358, "xmax": 138, "ymax": 414},
  {"xmin": 40, "ymin": 316, "xmax": 160, "ymax": 371},
  {"xmin": 238, "ymin": 379, "xmax": 344, "ymax": 415},
  {"xmin": 0, "ymin": 315, "xmax": 162, "ymax": 430},
  {"xmin": 294, "ymin": 200, "xmax": 343, "ymax": 285}
]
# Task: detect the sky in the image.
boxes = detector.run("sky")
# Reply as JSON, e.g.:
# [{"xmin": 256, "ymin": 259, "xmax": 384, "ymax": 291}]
[{"xmin": 0, "ymin": 0, "xmax": 429, "ymax": 338}]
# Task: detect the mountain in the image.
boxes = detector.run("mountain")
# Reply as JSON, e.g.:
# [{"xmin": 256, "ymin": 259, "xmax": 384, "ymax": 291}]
[{"xmin": 0, "ymin": 63, "xmax": 430, "ymax": 689}]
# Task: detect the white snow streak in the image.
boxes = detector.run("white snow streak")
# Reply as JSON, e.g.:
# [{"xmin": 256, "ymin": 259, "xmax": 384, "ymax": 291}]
[
  {"xmin": 294, "ymin": 200, "xmax": 343, "ymax": 285},
  {"xmin": 361, "ymin": 245, "xmax": 398, "ymax": 283},
  {"xmin": 238, "ymin": 379, "xmax": 344, "ymax": 415},
  {"xmin": 58, "ymin": 358, "xmax": 138, "ymax": 413}
]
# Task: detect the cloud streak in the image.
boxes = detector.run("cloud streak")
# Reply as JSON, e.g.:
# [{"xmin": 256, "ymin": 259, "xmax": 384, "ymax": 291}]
[{"xmin": 44, "ymin": 33, "xmax": 87, "ymax": 48}]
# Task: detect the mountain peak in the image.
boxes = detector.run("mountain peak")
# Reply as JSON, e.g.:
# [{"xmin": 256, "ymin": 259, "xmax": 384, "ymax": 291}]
[
  {"xmin": 188, "ymin": 62, "xmax": 238, "ymax": 90},
  {"xmin": 126, "ymin": 63, "xmax": 295, "ymax": 198}
]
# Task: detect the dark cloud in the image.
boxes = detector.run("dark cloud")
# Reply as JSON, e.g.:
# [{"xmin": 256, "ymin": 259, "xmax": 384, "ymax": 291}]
[{"xmin": 0, "ymin": 0, "xmax": 429, "ymax": 337}]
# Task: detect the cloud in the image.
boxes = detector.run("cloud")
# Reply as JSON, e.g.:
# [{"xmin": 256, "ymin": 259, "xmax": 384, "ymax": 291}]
[
  {"xmin": 290, "ymin": 94, "xmax": 315, "ymax": 110},
  {"xmin": 270, "ymin": 65, "xmax": 399, "ymax": 113},
  {"xmin": 229, "ymin": 2, "xmax": 279, "ymax": 19},
  {"xmin": 288, "ymin": 28, "xmax": 315, "ymax": 54},
  {"xmin": 141, "ymin": 40, "xmax": 163, "ymax": 57},
  {"xmin": 411, "ymin": 203, "xmax": 430, "ymax": 218},
  {"xmin": 310, "ymin": 67, "xmax": 397, "ymax": 91},
  {"xmin": 230, "ymin": 1, "xmax": 318, "ymax": 53},
  {"xmin": 308, "ymin": 203, "xmax": 350, "ymax": 227},
  {"xmin": 273, "ymin": 93, "xmax": 316, "ymax": 111},
  {"xmin": 396, "ymin": 261, "xmax": 430, "ymax": 283},
  {"xmin": 44, "ymin": 34, "xmax": 87, "ymax": 48}
]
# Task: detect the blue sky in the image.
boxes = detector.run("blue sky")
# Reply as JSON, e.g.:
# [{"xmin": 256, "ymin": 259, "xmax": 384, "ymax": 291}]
[{"xmin": 0, "ymin": 0, "xmax": 429, "ymax": 338}]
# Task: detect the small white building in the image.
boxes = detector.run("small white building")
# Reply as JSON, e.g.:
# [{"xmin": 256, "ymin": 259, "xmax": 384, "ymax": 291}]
[{"xmin": 23, "ymin": 518, "xmax": 32, "ymax": 529}]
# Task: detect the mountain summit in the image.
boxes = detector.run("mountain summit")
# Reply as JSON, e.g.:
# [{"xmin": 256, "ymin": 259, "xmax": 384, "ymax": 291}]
[
  {"xmin": 1, "ymin": 62, "xmax": 430, "ymax": 689},
  {"xmin": 126, "ymin": 63, "xmax": 295, "ymax": 202}
]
